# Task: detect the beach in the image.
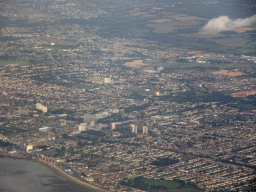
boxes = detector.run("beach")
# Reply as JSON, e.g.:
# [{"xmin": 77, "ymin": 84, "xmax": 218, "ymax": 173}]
[{"xmin": 35, "ymin": 158, "xmax": 110, "ymax": 192}]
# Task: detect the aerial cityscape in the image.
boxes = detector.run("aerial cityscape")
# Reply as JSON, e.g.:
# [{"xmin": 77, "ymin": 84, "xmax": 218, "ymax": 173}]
[{"xmin": 0, "ymin": 0, "xmax": 256, "ymax": 191}]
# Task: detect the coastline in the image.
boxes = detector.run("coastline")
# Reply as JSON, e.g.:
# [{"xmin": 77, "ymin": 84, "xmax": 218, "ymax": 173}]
[{"xmin": 34, "ymin": 158, "xmax": 111, "ymax": 192}]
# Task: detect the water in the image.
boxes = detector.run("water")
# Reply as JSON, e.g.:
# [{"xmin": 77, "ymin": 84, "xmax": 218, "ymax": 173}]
[{"xmin": 0, "ymin": 157, "xmax": 94, "ymax": 192}]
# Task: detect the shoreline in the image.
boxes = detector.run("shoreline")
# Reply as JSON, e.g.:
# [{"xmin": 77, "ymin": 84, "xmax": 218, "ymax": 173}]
[{"xmin": 33, "ymin": 158, "xmax": 111, "ymax": 192}]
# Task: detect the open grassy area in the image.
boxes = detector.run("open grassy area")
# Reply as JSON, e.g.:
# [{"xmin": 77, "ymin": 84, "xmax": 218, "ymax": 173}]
[
  {"xmin": 0, "ymin": 60, "xmax": 30, "ymax": 66},
  {"xmin": 61, "ymin": 10, "xmax": 256, "ymax": 56},
  {"xmin": 220, "ymin": 90, "xmax": 237, "ymax": 96},
  {"xmin": 161, "ymin": 91, "xmax": 236, "ymax": 104},
  {"xmin": 145, "ymin": 59, "xmax": 256, "ymax": 69},
  {"xmin": 235, "ymin": 104, "xmax": 256, "ymax": 110},
  {"xmin": 143, "ymin": 178, "xmax": 180, "ymax": 188},
  {"xmin": 74, "ymin": 83, "xmax": 98, "ymax": 90},
  {"xmin": 147, "ymin": 15, "xmax": 205, "ymax": 34},
  {"xmin": 46, "ymin": 80, "xmax": 97, "ymax": 91},
  {"xmin": 134, "ymin": 88, "xmax": 155, "ymax": 96},
  {"xmin": 9, "ymin": 70, "xmax": 19, "ymax": 74},
  {"xmin": 121, "ymin": 177, "xmax": 202, "ymax": 192}
]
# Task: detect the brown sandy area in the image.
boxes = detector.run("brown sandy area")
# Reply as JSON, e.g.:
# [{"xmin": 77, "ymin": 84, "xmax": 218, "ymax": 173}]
[
  {"xmin": 212, "ymin": 70, "xmax": 245, "ymax": 76},
  {"xmin": 34, "ymin": 158, "xmax": 110, "ymax": 192},
  {"xmin": 124, "ymin": 60, "xmax": 149, "ymax": 68}
]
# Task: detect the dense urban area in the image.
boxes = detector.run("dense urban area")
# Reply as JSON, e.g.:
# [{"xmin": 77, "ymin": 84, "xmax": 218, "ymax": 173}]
[{"xmin": 0, "ymin": 0, "xmax": 256, "ymax": 191}]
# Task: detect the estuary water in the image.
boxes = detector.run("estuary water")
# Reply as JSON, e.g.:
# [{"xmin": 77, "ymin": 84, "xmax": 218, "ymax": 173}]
[{"xmin": 0, "ymin": 157, "xmax": 93, "ymax": 192}]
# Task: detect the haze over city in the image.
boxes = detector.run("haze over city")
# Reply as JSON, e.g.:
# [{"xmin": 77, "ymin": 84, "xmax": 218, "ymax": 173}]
[{"xmin": 0, "ymin": 0, "xmax": 256, "ymax": 191}]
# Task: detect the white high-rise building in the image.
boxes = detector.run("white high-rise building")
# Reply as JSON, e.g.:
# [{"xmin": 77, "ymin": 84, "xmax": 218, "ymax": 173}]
[
  {"xmin": 142, "ymin": 126, "xmax": 148, "ymax": 135},
  {"xmin": 130, "ymin": 124, "xmax": 137, "ymax": 134},
  {"xmin": 79, "ymin": 123, "xmax": 87, "ymax": 132},
  {"xmin": 26, "ymin": 144, "xmax": 33, "ymax": 152},
  {"xmin": 90, "ymin": 121, "xmax": 95, "ymax": 127},
  {"xmin": 111, "ymin": 123, "xmax": 116, "ymax": 130},
  {"xmin": 155, "ymin": 91, "xmax": 160, "ymax": 96}
]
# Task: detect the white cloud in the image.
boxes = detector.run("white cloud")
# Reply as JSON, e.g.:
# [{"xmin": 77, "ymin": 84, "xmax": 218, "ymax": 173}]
[{"xmin": 201, "ymin": 15, "xmax": 256, "ymax": 33}]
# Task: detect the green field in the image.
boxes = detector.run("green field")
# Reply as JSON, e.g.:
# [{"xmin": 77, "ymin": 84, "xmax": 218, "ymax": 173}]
[
  {"xmin": 75, "ymin": 83, "xmax": 98, "ymax": 90},
  {"xmin": 134, "ymin": 88, "xmax": 155, "ymax": 96},
  {"xmin": 145, "ymin": 59, "xmax": 256, "ymax": 69},
  {"xmin": 121, "ymin": 177, "xmax": 203, "ymax": 192},
  {"xmin": 9, "ymin": 70, "xmax": 19, "ymax": 74},
  {"xmin": 0, "ymin": 60, "xmax": 30, "ymax": 66},
  {"xmin": 235, "ymin": 104, "xmax": 256, "ymax": 110},
  {"xmin": 143, "ymin": 178, "xmax": 180, "ymax": 188},
  {"xmin": 232, "ymin": 95, "xmax": 256, "ymax": 110},
  {"xmin": 75, "ymin": 8, "xmax": 256, "ymax": 56}
]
